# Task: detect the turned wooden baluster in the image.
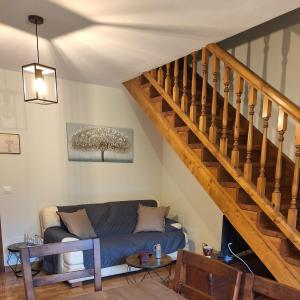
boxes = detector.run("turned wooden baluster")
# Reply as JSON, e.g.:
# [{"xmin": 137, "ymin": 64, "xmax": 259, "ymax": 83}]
[
  {"xmin": 271, "ymin": 109, "xmax": 288, "ymax": 211},
  {"xmin": 165, "ymin": 63, "xmax": 171, "ymax": 94},
  {"xmin": 157, "ymin": 66, "xmax": 164, "ymax": 87},
  {"xmin": 199, "ymin": 48, "xmax": 208, "ymax": 132},
  {"xmin": 190, "ymin": 51, "xmax": 198, "ymax": 123},
  {"xmin": 288, "ymin": 124, "xmax": 300, "ymax": 228},
  {"xmin": 151, "ymin": 69, "xmax": 157, "ymax": 80},
  {"xmin": 173, "ymin": 60, "xmax": 180, "ymax": 104},
  {"xmin": 257, "ymin": 97, "xmax": 272, "ymax": 196},
  {"xmin": 181, "ymin": 56, "xmax": 189, "ymax": 112},
  {"xmin": 220, "ymin": 65, "xmax": 230, "ymax": 156},
  {"xmin": 209, "ymin": 54, "xmax": 219, "ymax": 144},
  {"xmin": 244, "ymin": 86, "xmax": 257, "ymax": 181},
  {"xmin": 231, "ymin": 74, "xmax": 244, "ymax": 168}
]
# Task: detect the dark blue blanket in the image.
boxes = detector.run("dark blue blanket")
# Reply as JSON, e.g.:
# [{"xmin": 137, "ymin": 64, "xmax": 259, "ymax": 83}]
[
  {"xmin": 83, "ymin": 229, "xmax": 185, "ymax": 269},
  {"xmin": 43, "ymin": 219, "xmax": 185, "ymax": 273},
  {"xmin": 43, "ymin": 200, "xmax": 185, "ymax": 274}
]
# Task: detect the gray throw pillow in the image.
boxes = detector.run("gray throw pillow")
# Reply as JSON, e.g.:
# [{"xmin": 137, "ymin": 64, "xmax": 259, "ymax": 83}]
[
  {"xmin": 57, "ymin": 209, "xmax": 97, "ymax": 239},
  {"xmin": 134, "ymin": 204, "xmax": 170, "ymax": 233}
]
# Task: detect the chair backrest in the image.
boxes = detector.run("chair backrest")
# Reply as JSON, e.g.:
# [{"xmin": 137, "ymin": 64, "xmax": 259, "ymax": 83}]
[
  {"xmin": 21, "ymin": 238, "xmax": 101, "ymax": 300},
  {"xmin": 240, "ymin": 273, "xmax": 300, "ymax": 300},
  {"xmin": 174, "ymin": 250, "xmax": 242, "ymax": 300}
]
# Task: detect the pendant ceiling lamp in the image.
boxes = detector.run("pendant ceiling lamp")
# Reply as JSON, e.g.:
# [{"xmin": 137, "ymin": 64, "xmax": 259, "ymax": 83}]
[{"xmin": 22, "ymin": 15, "xmax": 58, "ymax": 104}]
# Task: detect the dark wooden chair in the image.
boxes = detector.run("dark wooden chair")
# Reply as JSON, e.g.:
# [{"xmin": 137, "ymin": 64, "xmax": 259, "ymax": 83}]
[
  {"xmin": 173, "ymin": 250, "xmax": 242, "ymax": 300},
  {"xmin": 239, "ymin": 273, "xmax": 300, "ymax": 300},
  {"xmin": 20, "ymin": 238, "xmax": 101, "ymax": 300}
]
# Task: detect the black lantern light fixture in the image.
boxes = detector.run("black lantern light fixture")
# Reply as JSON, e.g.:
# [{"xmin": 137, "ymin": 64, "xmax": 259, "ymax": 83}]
[{"xmin": 22, "ymin": 15, "xmax": 58, "ymax": 104}]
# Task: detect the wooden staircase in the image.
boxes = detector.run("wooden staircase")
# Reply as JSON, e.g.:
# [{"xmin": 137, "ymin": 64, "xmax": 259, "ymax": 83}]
[{"xmin": 124, "ymin": 43, "xmax": 300, "ymax": 289}]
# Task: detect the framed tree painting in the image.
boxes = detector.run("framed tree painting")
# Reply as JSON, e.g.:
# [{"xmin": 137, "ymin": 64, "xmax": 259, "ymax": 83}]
[
  {"xmin": 0, "ymin": 133, "xmax": 21, "ymax": 154},
  {"xmin": 66, "ymin": 123, "xmax": 133, "ymax": 163}
]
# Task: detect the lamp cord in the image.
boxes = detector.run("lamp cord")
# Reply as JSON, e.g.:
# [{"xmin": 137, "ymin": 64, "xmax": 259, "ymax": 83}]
[
  {"xmin": 35, "ymin": 20, "xmax": 40, "ymax": 64},
  {"xmin": 227, "ymin": 243, "xmax": 254, "ymax": 275}
]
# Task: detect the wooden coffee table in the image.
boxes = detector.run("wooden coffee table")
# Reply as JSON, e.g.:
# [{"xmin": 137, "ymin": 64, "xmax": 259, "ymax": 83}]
[{"xmin": 126, "ymin": 253, "xmax": 173, "ymax": 285}]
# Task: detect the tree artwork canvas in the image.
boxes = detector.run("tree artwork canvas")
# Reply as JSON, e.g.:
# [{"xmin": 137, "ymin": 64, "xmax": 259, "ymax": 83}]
[{"xmin": 66, "ymin": 123, "xmax": 133, "ymax": 162}]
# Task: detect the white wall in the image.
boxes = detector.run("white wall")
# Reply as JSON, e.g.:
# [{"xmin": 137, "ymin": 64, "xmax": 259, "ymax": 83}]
[
  {"xmin": 219, "ymin": 18, "xmax": 300, "ymax": 159},
  {"xmin": 0, "ymin": 68, "xmax": 163, "ymax": 262},
  {"xmin": 163, "ymin": 14, "xmax": 300, "ymax": 253},
  {"xmin": 0, "ymin": 67, "xmax": 225, "ymax": 264},
  {"xmin": 161, "ymin": 143, "xmax": 222, "ymax": 252}
]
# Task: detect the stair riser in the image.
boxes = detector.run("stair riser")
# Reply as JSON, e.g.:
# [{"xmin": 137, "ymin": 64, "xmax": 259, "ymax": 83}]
[
  {"xmin": 177, "ymin": 131, "xmax": 199, "ymax": 144},
  {"xmin": 258, "ymin": 212, "xmax": 286, "ymax": 239},
  {"xmin": 223, "ymin": 187, "xmax": 239, "ymax": 201},
  {"xmin": 205, "ymin": 166, "xmax": 220, "ymax": 179},
  {"xmin": 151, "ymin": 99, "xmax": 173, "ymax": 113},
  {"xmin": 125, "ymin": 74, "xmax": 300, "ymax": 288},
  {"xmin": 280, "ymin": 239, "xmax": 300, "ymax": 267}
]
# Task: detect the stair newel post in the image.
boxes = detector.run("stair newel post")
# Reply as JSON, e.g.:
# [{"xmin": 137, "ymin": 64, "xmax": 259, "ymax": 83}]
[
  {"xmin": 190, "ymin": 51, "xmax": 198, "ymax": 123},
  {"xmin": 208, "ymin": 54, "xmax": 219, "ymax": 144},
  {"xmin": 288, "ymin": 124, "xmax": 300, "ymax": 228},
  {"xmin": 157, "ymin": 66, "xmax": 164, "ymax": 87},
  {"xmin": 199, "ymin": 48, "xmax": 208, "ymax": 132},
  {"xmin": 257, "ymin": 97, "xmax": 272, "ymax": 196},
  {"xmin": 244, "ymin": 86, "xmax": 257, "ymax": 181},
  {"xmin": 272, "ymin": 108, "xmax": 288, "ymax": 211},
  {"xmin": 231, "ymin": 74, "xmax": 244, "ymax": 168},
  {"xmin": 165, "ymin": 63, "xmax": 171, "ymax": 94},
  {"xmin": 181, "ymin": 56, "xmax": 189, "ymax": 112},
  {"xmin": 151, "ymin": 69, "xmax": 157, "ymax": 80},
  {"xmin": 173, "ymin": 60, "xmax": 180, "ymax": 104},
  {"xmin": 220, "ymin": 65, "xmax": 230, "ymax": 156}
]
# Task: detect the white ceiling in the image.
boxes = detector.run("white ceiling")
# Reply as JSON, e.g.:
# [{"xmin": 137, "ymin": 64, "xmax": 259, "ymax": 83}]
[{"xmin": 0, "ymin": 0, "xmax": 299, "ymax": 87}]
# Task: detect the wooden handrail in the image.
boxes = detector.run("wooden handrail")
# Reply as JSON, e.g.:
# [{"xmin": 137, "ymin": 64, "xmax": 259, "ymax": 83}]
[
  {"xmin": 144, "ymin": 42, "xmax": 300, "ymax": 258},
  {"xmin": 206, "ymin": 43, "xmax": 300, "ymax": 122}
]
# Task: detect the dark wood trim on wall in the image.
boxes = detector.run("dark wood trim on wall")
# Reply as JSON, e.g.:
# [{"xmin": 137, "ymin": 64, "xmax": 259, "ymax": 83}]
[{"xmin": 0, "ymin": 219, "xmax": 4, "ymax": 272}]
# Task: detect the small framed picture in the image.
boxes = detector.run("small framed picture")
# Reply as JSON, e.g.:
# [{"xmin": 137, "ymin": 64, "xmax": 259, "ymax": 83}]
[{"xmin": 0, "ymin": 133, "xmax": 21, "ymax": 154}]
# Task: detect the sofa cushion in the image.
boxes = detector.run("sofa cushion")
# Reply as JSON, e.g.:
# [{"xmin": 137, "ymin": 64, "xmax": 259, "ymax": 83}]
[
  {"xmin": 57, "ymin": 209, "xmax": 97, "ymax": 239},
  {"xmin": 57, "ymin": 200, "xmax": 157, "ymax": 237},
  {"xmin": 134, "ymin": 205, "xmax": 170, "ymax": 233},
  {"xmin": 82, "ymin": 229, "xmax": 186, "ymax": 268}
]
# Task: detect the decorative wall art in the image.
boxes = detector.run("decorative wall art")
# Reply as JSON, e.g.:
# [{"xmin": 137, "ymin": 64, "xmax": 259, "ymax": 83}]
[
  {"xmin": 66, "ymin": 123, "xmax": 133, "ymax": 163},
  {"xmin": 0, "ymin": 133, "xmax": 21, "ymax": 154}
]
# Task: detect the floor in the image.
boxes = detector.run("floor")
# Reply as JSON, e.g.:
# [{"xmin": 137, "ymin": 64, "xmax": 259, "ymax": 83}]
[{"xmin": 0, "ymin": 267, "xmax": 175, "ymax": 300}]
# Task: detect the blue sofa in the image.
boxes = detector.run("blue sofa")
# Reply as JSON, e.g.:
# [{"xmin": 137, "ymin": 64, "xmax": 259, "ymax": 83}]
[{"xmin": 42, "ymin": 200, "xmax": 186, "ymax": 280}]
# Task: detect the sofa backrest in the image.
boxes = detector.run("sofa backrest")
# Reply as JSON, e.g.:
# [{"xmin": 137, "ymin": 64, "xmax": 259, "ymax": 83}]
[{"xmin": 57, "ymin": 200, "xmax": 157, "ymax": 237}]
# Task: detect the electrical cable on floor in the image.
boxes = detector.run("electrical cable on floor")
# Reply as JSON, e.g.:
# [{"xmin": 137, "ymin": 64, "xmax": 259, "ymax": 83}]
[{"xmin": 227, "ymin": 243, "xmax": 254, "ymax": 275}]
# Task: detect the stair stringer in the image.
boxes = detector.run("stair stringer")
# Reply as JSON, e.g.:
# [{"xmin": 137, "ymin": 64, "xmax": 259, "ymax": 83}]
[
  {"xmin": 124, "ymin": 76, "xmax": 300, "ymax": 289},
  {"xmin": 144, "ymin": 72, "xmax": 300, "ymax": 253}
]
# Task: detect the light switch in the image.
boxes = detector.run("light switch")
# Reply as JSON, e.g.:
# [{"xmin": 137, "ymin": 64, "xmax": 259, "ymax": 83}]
[{"xmin": 3, "ymin": 186, "xmax": 12, "ymax": 194}]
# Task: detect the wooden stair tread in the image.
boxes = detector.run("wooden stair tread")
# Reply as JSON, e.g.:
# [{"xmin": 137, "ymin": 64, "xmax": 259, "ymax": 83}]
[
  {"xmin": 125, "ymin": 64, "xmax": 300, "ymax": 288},
  {"xmin": 188, "ymin": 143, "xmax": 203, "ymax": 149},
  {"xmin": 203, "ymin": 161, "xmax": 220, "ymax": 168},
  {"xmin": 227, "ymin": 144, "xmax": 262, "ymax": 151},
  {"xmin": 284, "ymin": 254, "xmax": 300, "ymax": 267},
  {"xmin": 258, "ymin": 223, "xmax": 286, "ymax": 239},
  {"xmin": 258, "ymin": 213, "xmax": 286, "ymax": 239},
  {"xmin": 238, "ymin": 198, "xmax": 260, "ymax": 212},
  {"xmin": 280, "ymin": 239, "xmax": 300, "ymax": 267},
  {"xmin": 220, "ymin": 181, "xmax": 240, "ymax": 188},
  {"xmin": 161, "ymin": 110, "xmax": 175, "ymax": 116},
  {"xmin": 206, "ymin": 128, "xmax": 248, "ymax": 136},
  {"xmin": 149, "ymin": 95, "xmax": 163, "ymax": 103},
  {"xmin": 174, "ymin": 126, "xmax": 190, "ymax": 132}
]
